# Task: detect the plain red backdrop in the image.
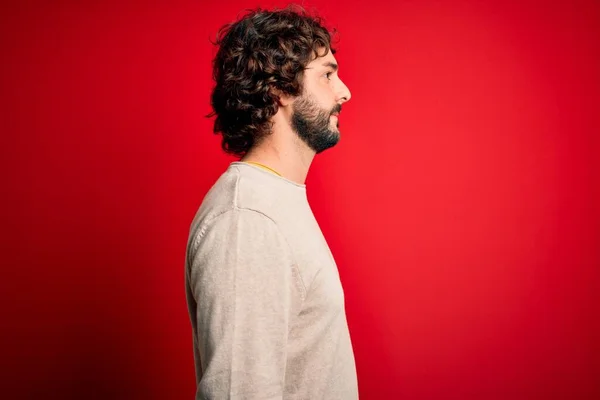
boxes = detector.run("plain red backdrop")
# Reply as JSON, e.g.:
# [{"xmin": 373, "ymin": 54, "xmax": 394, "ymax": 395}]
[{"xmin": 1, "ymin": 0, "xmax": 598, "ymax": 399}]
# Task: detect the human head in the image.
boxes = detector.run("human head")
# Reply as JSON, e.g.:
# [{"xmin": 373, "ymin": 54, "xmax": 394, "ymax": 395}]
[{"xmin": 208, "ymin": 5, "xmax": 350, "ymax": 156}]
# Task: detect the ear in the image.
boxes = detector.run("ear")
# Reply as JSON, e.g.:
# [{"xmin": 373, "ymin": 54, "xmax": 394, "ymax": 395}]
[{"xmin": 271, "ymin": 87, "xmax": 294, "ymax": 107}]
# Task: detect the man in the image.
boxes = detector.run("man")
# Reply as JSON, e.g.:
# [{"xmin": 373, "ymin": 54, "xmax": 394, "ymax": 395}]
[{"xmin": 185, "ymin": 6, "xmax": 356, "ymax": 399}]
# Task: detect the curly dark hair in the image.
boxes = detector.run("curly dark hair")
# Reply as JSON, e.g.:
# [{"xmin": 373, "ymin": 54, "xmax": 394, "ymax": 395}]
[{"xmin": 207, "ymin": 5, "xmax": 337, "ymax": 156}]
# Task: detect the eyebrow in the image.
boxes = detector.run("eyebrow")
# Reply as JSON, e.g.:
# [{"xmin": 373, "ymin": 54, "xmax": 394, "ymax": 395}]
[{"xmin": 322, "ymin": 62, "xmax": 338, "ymax": 71}]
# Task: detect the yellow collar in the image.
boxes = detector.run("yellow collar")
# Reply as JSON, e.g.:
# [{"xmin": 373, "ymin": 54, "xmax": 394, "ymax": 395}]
[{"xmin": 243, "ymin": 161, "xmax": 282, "ymax": 177}]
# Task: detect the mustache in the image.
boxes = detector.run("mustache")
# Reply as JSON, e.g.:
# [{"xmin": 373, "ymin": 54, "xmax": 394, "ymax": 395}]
[{"xmin": 331, "ymin": 104, "xmax": 342, "ymax": 115}]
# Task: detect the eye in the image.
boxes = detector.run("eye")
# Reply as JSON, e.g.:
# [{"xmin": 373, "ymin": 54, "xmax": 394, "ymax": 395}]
[{"xmin": 324, "ymin": 71, "xmax": 333, "ymax": 80}]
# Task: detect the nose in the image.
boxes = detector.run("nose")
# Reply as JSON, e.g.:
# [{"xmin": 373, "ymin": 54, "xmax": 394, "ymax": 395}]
[{"xmin": 337, "ymin": 78, "xmax": 352, "ymax": 104}]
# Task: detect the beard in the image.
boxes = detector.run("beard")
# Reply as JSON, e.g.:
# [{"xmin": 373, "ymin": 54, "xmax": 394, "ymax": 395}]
[{"xmin": 291, "ymin": 95, "xmax": 342, "ymax": 154}]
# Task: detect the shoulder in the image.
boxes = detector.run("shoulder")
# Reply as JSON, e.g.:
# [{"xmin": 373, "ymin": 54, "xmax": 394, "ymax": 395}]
[
  {"xmin": 189, "ymin": 208, "xmax": 287, "ymax": 256},
  {"xmin": 193, "ymin": 163, "xmax": 282, "ymax": 224}
]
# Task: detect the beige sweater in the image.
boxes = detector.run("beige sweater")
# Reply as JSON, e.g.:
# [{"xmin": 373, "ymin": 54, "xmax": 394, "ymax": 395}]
[{"xmin": 185, "ymin": 162, "xmax": 358, "ymax": 399}]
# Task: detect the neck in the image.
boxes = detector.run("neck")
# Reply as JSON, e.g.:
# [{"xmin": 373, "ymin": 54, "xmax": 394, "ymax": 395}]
[{"xmin": 241, "ymin": 134, "xmax": 315, "ymax": 185}]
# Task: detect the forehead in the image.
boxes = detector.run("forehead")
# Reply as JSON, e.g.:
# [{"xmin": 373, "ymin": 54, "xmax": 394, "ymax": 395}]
[{"xmin": 306, "ymin": 47, "xmax": 338, "ymax": 69}]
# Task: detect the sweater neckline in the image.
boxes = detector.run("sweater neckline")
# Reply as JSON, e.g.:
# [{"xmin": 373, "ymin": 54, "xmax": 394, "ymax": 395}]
[{"xmin": 230, "ymin": 162, "xmax": 307, "ymax": 189}]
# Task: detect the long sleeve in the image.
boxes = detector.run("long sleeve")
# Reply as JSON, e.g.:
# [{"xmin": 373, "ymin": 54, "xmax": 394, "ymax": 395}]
[{"xmin": 186, "ymin": 208, "xmax": 305, "ymax": 399}]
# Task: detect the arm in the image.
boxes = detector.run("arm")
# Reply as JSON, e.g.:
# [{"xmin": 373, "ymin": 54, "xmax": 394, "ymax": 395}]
[{"xmin": 187, "ymin": 209, "xmax": 303, "ymax": 399}]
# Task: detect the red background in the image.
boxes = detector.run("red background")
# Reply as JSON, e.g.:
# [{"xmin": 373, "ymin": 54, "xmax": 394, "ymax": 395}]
[{"xmin": 2, "ymin": 0, "xmax": 599, "ymax": 399}]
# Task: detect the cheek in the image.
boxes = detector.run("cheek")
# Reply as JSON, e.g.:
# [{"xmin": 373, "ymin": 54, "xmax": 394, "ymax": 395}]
[
  {"xmin": 317, "ymin": 89, "xmax": 337, "ymax": 109},
  {"xmin": 316, "ymin": 80, "xmax": 336, "ymax": 97}
]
